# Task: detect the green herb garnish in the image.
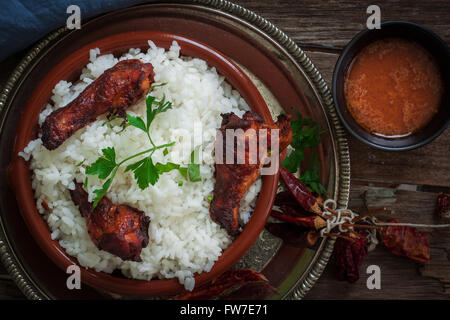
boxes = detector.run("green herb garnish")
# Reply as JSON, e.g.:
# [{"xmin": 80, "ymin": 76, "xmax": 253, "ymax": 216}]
[
  {"xmin": 187, "ymin": 145, "xmax": 202, "ymax": 182},
  {"xmin": 102, "ymin": 115, "xmax": 120, "ymax": 126},
  {"xmin": 282, "ymin": 112, "xmax": 322, "ymax": 173},
  {"xmin": 102, "ymin": 115, "xmax": 127, "ymax": 131},
  {"xmin": 86, "ymin": 147, "xmax": 117, "ymax": 179},
  {"xmin": 281, "ymin": 111, "xmax": 326, "ymax": 195},
  {"xmin": 178, "ymin": 166, "xmax": 188, "ymax": 180},
  {"xmin": 299, "ymin": 153, "xmax": 327, "ymax": 195},
  {"xmin": 125, "ymin": 93, "xmax": 172, "ymax": 148},
  {"xmin": 85, "ymin": 84, "xmax": 188, "ymax": 208},
  {"xmin": 76, "ymin": 160, "xmax": 85, "ymax": 167}
]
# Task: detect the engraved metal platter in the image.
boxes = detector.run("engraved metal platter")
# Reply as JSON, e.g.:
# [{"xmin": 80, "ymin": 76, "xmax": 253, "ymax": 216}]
[{"xmin": 0, "ymin": 0, "xmax": 350, "ymax": 299}]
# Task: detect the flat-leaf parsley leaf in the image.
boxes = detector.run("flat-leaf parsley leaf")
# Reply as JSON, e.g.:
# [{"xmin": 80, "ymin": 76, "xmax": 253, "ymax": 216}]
[{"xmin": 281, "ymin": 111, "xmax": 326, "ymax": 195}]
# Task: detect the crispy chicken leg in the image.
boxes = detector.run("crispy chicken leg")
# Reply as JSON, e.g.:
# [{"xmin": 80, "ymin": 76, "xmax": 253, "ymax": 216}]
[
  {"xmin": 210, "ymin": 112, "xmax": 292, "ymax": 235},
  {"xmin": 70, "ymin": 182, "xmax": 150, "ymax": 261},
  {"xmin": 42, "ymin": 59, "xmax": 154, "ymax": 150}
]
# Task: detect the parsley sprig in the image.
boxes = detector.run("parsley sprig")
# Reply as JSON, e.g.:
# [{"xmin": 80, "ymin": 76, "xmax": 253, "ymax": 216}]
[
  {"xmin": 85, "ymin": 84, "xmax": 200, "ymax": 208},
  {"xmin": 281, "ymin": 111, "xmax": 326, "ymax": 195},
  {"xmin": 187, "ymin": 145, "xmax": 201, "ymax": 182}
]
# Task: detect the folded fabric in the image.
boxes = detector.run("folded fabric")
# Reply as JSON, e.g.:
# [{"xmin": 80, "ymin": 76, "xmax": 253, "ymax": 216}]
[{"xmin": 0, "ymin": 0, "xmax": 152, "ymax": 61}]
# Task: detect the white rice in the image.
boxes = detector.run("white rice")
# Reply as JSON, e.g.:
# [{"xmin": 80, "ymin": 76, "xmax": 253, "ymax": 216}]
[{"xmin": 19, "ymin": 41, "xmax": 261, "ymax": 291}]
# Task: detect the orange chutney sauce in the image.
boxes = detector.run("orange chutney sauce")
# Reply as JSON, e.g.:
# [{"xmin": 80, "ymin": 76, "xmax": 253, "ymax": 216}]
[{"xmin": 344, "ymin": 38, "xmax": 443, "ymax": 137}]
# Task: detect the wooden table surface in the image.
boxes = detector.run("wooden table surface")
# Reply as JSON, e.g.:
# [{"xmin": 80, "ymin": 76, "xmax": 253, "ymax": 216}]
[{"xmin": 1, "ymin": 0, "xmax": 449, "ymax": 299}]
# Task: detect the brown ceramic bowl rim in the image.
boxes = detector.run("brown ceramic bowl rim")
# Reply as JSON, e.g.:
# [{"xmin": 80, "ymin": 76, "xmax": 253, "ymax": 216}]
[{"xmin": 8, "ymin": 31, "xmax": 278, "ymax": 297}]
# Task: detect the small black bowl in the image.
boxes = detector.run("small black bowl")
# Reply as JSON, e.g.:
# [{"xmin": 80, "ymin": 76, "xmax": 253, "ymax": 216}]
[{"xmin": 333, "ymin": 21, "xmax": 450, "ymax": 151}]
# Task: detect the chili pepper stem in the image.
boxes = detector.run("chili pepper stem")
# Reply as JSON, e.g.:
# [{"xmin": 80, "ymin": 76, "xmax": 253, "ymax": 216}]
[
  {"xmin": 314, "ymin": 216, "xmax": 327, "ymax": 230},
  {"xmin": 310, "ymin": 202, "xmax": 322, "ymax": 215},
  {"xmin": 323, "ymin": 232, "xmax": 356, "ymax": 242},
  {"xmin": 326, "ymin": 207, "xmax": 352, "ymax": 218}
]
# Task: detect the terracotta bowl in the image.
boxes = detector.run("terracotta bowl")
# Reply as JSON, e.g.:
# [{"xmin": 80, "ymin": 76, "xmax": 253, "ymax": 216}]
[{"xmin": 8, "ymin": 31, "xmax": 278, "ymax": 297}]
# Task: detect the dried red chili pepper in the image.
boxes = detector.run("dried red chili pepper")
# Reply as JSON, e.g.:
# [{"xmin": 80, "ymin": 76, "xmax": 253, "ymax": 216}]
[
  {"xmin": 174, "ymin": 269, "xmax": 268, "ymax": 300},
  {"xmin": 333, "ymin": 231, "xmax": 367, "ymax": 283},
  {"xmin": 271, "ymin": 210, "xmax": 326, "ymax": 230},
  {"xmin": 265, "ymin": 222, "xmax": 319, "ymax": 248},
  {"xmin": 277, "ymin": 205, "xmax": 310, "ymax": 217},
  {"xmin": 381, "ymin": 219, "xmax": 430, "ymax": 263},
  {"xmin": 274, "ymin": 190, "xmax": 300, "ymax": 208},
  {"xmin": 275, "ymin": 190, "xmax": 313, "ymax": 217},
  {"xmin": 436, "ymin": 192, "xmax": 450, "ymax": 220},
  {"xmin": 279, "ymin": 166, "xmax": 322, "ymax": 215}
]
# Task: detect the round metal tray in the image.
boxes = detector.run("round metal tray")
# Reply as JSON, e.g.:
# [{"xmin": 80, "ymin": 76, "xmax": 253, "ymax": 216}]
[{"xmin": 0, "ymin": 0, "xmax": 350, "ymax": 300}]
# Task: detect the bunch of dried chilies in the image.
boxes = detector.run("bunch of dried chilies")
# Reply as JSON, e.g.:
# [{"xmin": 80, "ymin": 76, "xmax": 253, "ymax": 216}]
[
  {"xmin": 268, "ymin": 166, "xmax": 450, "ymax": 283},
  {"xmin": 175, "ymin": 176, "xmax": 449, "ymax": 299}
]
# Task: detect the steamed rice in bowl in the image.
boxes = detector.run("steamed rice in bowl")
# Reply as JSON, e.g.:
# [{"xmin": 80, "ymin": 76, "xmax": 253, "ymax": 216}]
[{"xmin": 19, "ymin": 41, "xmax": 262, "ymax": 291}]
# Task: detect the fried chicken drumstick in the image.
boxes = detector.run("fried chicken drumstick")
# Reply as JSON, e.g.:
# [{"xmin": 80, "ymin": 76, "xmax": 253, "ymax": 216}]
[
  {"xmin": 42, "ymin": 59, "xmax": 154, "ymax": 150},
  {"xmin": 70, "ymin": 182, "xmax": 150, "ymax": 261},
  {"xmin": 210, "ymin": 111, "xmax": 292, "ymax": 236}
]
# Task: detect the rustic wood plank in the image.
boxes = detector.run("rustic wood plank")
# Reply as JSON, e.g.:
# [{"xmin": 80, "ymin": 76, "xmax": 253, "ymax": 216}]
[
  {"xmin": 349, "ymin": 130, "xmax": 450, "ymax": 187},
  {"xmin": 236, "ymin": 0, "xmax": 450, "ymax": 46},
  {"xmin": 306, "ymin": 184, "xmax": 450, "ymax": 299},
  {"xmin": 347, "ymin": 183, "xmax": 441, "ymax": 224},
  {"xmin": 306, "ymin": 247, "xmax": 447, "ymax": 299}
]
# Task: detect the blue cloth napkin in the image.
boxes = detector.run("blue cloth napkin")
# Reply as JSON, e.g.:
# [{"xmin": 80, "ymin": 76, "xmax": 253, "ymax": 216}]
[{"xmin": 0, "ymin": 0, "xmax": 153, "ymax": 61}]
